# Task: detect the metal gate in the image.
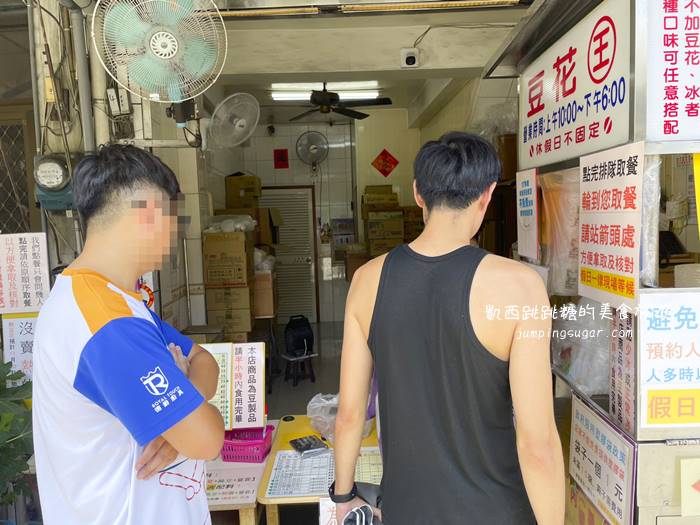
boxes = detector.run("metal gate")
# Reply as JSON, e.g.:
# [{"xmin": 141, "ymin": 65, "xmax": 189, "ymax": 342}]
[{"xmin": 0, "ymin": 122, "xmax": 31, "ymax": 234}]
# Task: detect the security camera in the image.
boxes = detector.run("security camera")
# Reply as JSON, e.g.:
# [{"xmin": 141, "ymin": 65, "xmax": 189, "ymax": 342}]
[{"xmin": 400, "ymin": 48, "xmax": 420, "ymax": 69}]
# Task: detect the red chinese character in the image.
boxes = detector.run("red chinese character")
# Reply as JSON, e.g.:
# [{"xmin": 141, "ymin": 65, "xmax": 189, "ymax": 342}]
[
  {"xmin": 665, "ymin": 0, "xmax": 680, "ymax": 13},
  {"xmin": 665, "ymin": 120, "xmax": 680, "ymax": 134},
  {"xmin": 665, "ymin": 50, "xmax": 679, "ymax": 65},
  {"xmin": 581, "ymin": 223, "xmax": 591, "ymax": 242},
  {"xmin": 687, "ymin": 0, "xmax": 700, "ymax": 13},
  {"xmin": 544, "ymin": 138, "xmax": 552, "ymax": 152},
  {"xmin": 686, "ymin": 85, "xmax": 700, "ymax": 99},
  {"xmin": 582, "ymin": 192, "xmax": 592, "ymax": 211},
  {"xmin": 624, "ymin": 257, "xmax": 634, "ymax": 274},
  {"xmin": 687, "ymin": 32, "xmax": 700, "ymax": 47},
  {"xmin": 536, "ymin": 142, "xmax": 543, "ymax": 155},
  {"xmin": 665, "ymin": 102, "xmax": 680, "ymax": 117},
  {"xmin": 686, "ymin": 102, "xmax": 700, "ymax": 116},
  {"xmin": 686, "ymin": 16, "xmax": 700, "ymax": 31},
  {"xmin": 665, "ymin": 16, "xmax": 679, "ymax": 30},
  {"xmin": 623, "ymin": 186, "xmax": 638, "ymax": 209},
  {"xmin": 576, "ymin": 126, "xmax": 586, "ymax": 143},
  {"xmin": 610, "ymin": 225, "xmax": 622, "ymax": 246},
  {"xmin": 665, "ymin": 67, "xmax": 680, "ymax": 83},
  {"xmin": 554, "ymin": 135, "xmax": 562, "ymax": 150},
  {"xmin": 589, "ymin": 121, "xmax": 601, "ymax": 138},
  {"xmin": 622, "ymin": 225, "xmax": 635, "ymax": 248},
  {"xmin": 527, "ymin": 71, "xmax": 545, "ymax": 117},
  {"xmin": 588, "ymin": 16, "xmax": 616, "ymax": 84},
  {"xmin": 601, "ymin": 189, "xmax": 612, "ymax": 210},
  {"xmin": 564, "ymin": 131, "xmax": 573, "ymax": 145},
  {"xmin": 553, "ymin": 46, "xmax": 577, "ymax": 101},
  {"xmin": 591, "ymin": 191, "xmax": 600, "ymax": 210},
  {"xmin": 686, "ymin": 50, "xmax": 700, "ymax": 65},
  {"xmin": 664, "ymin": 33, "xmax": 680, "ymax": 47}
]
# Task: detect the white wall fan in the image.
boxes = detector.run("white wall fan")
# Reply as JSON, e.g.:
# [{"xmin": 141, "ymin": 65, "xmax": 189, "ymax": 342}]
[
  {"xmin": 92, "ymin": 0, "xmax": 227, "ymax": 140},
  {"xmin": 205, "ymin": 93, "xmax": 260, "ymax": 150},
  {"xmin": 296, "ymin": 131, "xmax": 329, "ymax": 172}
]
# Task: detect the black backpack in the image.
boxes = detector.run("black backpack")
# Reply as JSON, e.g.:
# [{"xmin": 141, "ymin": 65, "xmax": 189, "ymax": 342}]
[{"xmin": 285, "ymin": 315, "xmax": 314, "ymax": 358}]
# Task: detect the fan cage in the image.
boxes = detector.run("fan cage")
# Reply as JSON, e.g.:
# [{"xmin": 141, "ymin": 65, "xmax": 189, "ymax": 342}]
[
  {"xmin": 92, "ymin": 0, "xmax": 228, "ymax": 103},
  {"xmin": 207, "ymin": 93, "xmax": 261, "ymax": 149},
  {"xmin": 296, "ymin": 131, "xmax": 329, "ymax": 165}
]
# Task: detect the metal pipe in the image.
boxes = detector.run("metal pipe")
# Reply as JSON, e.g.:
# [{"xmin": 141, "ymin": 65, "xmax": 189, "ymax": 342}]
[
  {"xmin": 57, "ymin": 0, "xmax": 97, "ymax": 153},
  {"xmin": 27, "ymin": 1, "xmax": 42, "ymax": 152}
]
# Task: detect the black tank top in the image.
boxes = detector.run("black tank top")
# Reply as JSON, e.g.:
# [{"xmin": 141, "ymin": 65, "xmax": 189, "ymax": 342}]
[{"xmin": 368, "ymin": 244, "xmax": 536, "ymax": 525}]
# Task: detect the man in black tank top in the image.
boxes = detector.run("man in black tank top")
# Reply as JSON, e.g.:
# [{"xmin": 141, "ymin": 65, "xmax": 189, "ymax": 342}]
[{"xmin": 332, "ymin": 132, "xmax": 565, "ymax": 524}]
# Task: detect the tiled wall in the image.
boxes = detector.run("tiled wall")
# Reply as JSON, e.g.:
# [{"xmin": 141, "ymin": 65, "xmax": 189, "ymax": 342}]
[{"xmin": 241, "ymin": 122, "xmax": 355, "ymax": 323}]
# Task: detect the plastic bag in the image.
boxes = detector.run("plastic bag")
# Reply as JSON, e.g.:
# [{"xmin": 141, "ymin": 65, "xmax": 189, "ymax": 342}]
[
  {"xmin": 205, "ymin": 214, "xmax": 256, "ymax": 233},
  {"xmin": 470, "ymin": 100, "xmax": 518, "ymax": 145},
  {"xmin": 640, "ymin": 155, "xmax": 661, "ymax": 287},
  {"xmin": 254, "ymin": 248, "xmax": 276, "ymax": 272},
  {"xmin": 307, "ymin": 393, "xmax": 373, "ymax": 445},
  {"xmin": 539, "ymin": 168, "xmax": 580, "ymax": 296}
]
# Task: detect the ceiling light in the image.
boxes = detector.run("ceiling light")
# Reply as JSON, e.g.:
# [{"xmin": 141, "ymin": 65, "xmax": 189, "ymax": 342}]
[
  {"xmin": 271, "ymin": 81, "xmax": 380, "ymax": 91},
  {"xmin": 221, "ymin": 7, "xmax": 320, "ymax": 18},
  {"xmin": 340, "ymin": 0, "xmax": 519, "ymax": 13},
  {"xmin": 271, "ymin": 91, "xmax": 380, "ymax": 101}
]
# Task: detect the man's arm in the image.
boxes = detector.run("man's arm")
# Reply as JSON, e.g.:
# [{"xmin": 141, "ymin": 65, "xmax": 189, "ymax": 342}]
[
  {"xmin": 510, "ymin": 270, "xmax": 565, "ymax": 525},
  {"xmin": 335, "ymin": 267, "xmax": 374, "ymax": 498},
  {"xmin": 186, "ymin": 344, "xmax": 219, "ymax": 400}
]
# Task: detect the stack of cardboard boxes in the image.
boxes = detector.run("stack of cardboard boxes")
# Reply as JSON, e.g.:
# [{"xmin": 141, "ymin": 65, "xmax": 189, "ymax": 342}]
[
  {"xmin": 204, "ymin": 174, "xmax": 280, "ymax": 342},
  {"xmin": 402, "ymin": 206, "xmax": 425, "ymax": 243},
  {"xmin": 362, "ymin": 186, "xmax": 404, "ymax": 257}
]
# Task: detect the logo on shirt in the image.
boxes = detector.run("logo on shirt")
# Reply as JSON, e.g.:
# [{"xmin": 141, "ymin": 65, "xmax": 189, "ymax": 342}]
[{"xmin": 140, "ymin": 367, "xmax": 169, "ymax": 396}]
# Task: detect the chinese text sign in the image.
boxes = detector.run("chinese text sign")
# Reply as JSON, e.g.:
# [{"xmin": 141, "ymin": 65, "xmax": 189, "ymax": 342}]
[
  {"xmin": 518, "ymin": 0, "xmax": 630, "ymax": 169},
  {"xmin": 0, "ymin": 233, "xmax": 50, "ymax": 315},
  {"xmin": 570, "ymin": 395, "xmax": 635, "ymax": 525},
  {"xmin": 648, "ymin": 0, "xmax": 700, "ymax": 141},
  {"xmin": 609, "ymin": 308, "xmax": 636, "ymax": 436},
  {"xmin": 1, "ymin": 313, "xmax": 38, "ymax": 386},
  {"xmin": 516, "ymin": 169, "xmax": 539, "ymax": 260},
  {"xmin": 578, "ymin": 142, "xmax": 644, "ymax": 310},
  {"xmin": 640, "ymin": 290, "xmax": 700, "ymax": 428}
]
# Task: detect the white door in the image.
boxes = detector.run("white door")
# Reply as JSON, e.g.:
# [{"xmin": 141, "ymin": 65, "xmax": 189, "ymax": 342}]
[{"xmin": 260, "ymin": 186, "xmax": 318, "ymax": 324}]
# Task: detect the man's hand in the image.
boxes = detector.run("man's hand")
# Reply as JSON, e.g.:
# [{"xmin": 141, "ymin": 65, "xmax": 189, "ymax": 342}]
[
  {"xmin": 136, "ymin": 437, "xmax": 179, "ymax": 480},
  {"xmin": 168, "ymin": 343, "xmax": 189, "ymax": 377},
  {"xmin": 336, "ymin": 498, "xmax": 382, "ymax": 524}
]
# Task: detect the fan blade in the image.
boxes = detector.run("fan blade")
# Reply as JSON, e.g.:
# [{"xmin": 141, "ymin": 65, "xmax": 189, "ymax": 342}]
[
  {"xmin": 104, "ymin": 4, "xmax": 151, "ymax": 48},
  {"xmin": 127, "ymin": 54, "xmax": 182, "ymax": 98},
  {"xmin": 180, "ymin": 36, "xmax": 218, "ymax": 79},
  {"xmin": 290, "ymin": 108, "xmax": 320, "ymax": 122},
  {"xmin": 339, "ymin": 97, "xmax": 393, "ymax": 108},
  {"xmin": 332, "ymin": 107, "xmax": 369, "ymax": 120},
  {"xmin": 140, "ymin": 0, "xmax": 195, "ymax": 28}
]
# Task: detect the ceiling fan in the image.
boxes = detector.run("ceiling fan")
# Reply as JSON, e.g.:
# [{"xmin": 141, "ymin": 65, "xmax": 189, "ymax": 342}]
[{"xmin": 289, "ymin": 83, "xmax": 393, "ymax": 121}]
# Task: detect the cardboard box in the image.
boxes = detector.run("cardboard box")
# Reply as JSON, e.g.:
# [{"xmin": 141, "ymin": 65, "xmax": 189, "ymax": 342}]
[
  {"xmin": 369, "ymin": 238, "xmax": 402, "ymax": 257},
  {"xmin": 364, "ymin": 185, "xmax": 394, "ymax": 194},
  {"xmin": 404, "ymin": 220, "xmax": 424, "ymax": 239},
  {"xmin": 345, "ymin": 251, "xmax": 371, "ymax": 282},
  {"xmin": 225, "ymin": 174, "xmax": 262, "ymax": 208},
  {"xmin": 361, "ymin": 202, "xmax": 401, "ymax": 220},
  {"xmin": 205, "ymin": 286, "xmax": 252, "ymax": 311},
  {"xmin": 207, "ymin": 307, "xmax": 253, "ymax": 333},
  {"xmin": 496, "ymin": 134, "xmax": 517, "ymax": 181},
  {"xmin": 203, "ymin": 232, "xmax": 254, "ymax": 286},
  {"xmin": 366, "ymin": 218, "xmax": 404, "ymax": 239},
  {"xmin": 224, "ymin": 332, "xmax": 249, "ymax": 343},
  {"xmin": 402, "ymin": 206, "xmax": 424, "ymax": 221},
  {"xmin": 254, "ymin": 272, "xmax": 276, "ymax": 318},
  {"xmin": 331, "ymin": 218, "xmax": 355, "ymax": 236},
  {"xmin": 215, "ymin": 207, "xmax": 283, "ymax": 246},
  {"xmin": 182, "ymin": 325, "xmax": 225, "ymax": 344},
  {"xmin": 362, "ymin": 193, "xmax": 399, "ymax": 205}
]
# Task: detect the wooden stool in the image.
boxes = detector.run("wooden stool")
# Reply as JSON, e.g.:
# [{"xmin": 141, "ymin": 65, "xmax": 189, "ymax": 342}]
[{"xmin": 281, "ymin": 353, "xmax": 318, "ymax": 387}]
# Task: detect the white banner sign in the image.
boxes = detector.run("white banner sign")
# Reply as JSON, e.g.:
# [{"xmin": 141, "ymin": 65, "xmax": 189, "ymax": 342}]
[
  {"xmin": 1, "ymin": 313, "xmax": 38, "ymax": 386},
  {"xmin": 647, "ymin": 1, "xmax": 700, "ymax": 141},
  {"xmin": 570, "ymin": 395, "xmax": 635, "ymax": 525},
  {"xmin": 518, "ymin": 0, "xmax": 630, "ymax": 169},
  {"xmin": 578, "ymin": 142, "xmax": 644, "ymax": 310},
  {"xmin": 516, "ymin": 169, "xmax": 539, "ymax": 260},
  {"xmin": 609, "ymin": 308, "xmax": 636, "ymax": 436},
  {"xmin": 203, "ymin": 342, "xmax": 265, "ymax": 430},
  {"xmin": 0, "ymin": 233, "xmax": 50, "ymax": 315},
  {"xmin": 639, "ymin": 289, "xmax": 700, "ymax": 429}
]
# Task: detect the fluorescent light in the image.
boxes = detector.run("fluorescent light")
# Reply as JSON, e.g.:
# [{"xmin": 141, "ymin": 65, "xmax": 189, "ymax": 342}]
[
  {"xmin": 221, "ymin": 7, "xmax": 319, "ymax": 18},
  {"xmin": 341, "ymin": 1, "xmax": 519, "ymax": 13},
  {"xmin": 271, "ymin": 81, "xmax": 379, "ymax": 91},
  {"xmin": 271, "ymin": 90, "xmax": 380, "ymax": 101}
]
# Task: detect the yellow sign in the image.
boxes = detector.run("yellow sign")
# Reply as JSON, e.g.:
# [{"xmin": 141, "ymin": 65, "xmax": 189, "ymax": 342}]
[
  {"xmin": 567, "ymin": 479, "xmax": 609, "ymax": 525},
  {"xmin": 580, "ymin": 267, "xmax": 635, "ymax": 299},
  {"xmin": 693, "ymin": 154, "xmax": 700, "ymax": 236},
  {"xmin": 681, "ymin": 458, "xmax": 700, "ymax": 517},
  {"xmin": 647, "ymin": 389, "xmax": 700, "ymax": 425}
]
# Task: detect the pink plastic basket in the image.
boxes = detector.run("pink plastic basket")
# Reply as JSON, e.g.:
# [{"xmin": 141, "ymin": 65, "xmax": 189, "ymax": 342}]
[{"xmin": 221, "ymin": 425, "xmax": 274, "ymax": 463}]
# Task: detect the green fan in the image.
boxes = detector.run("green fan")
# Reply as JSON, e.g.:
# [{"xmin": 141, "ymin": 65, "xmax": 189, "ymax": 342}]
[{"xmin": 92, "ymin": 0, "xmax": 227, "ymax": 103}]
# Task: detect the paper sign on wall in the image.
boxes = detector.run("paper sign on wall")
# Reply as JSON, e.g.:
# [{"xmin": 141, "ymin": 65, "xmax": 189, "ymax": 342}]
[
  {"xmin": 578, "ymin": 142, "xmax": 644, "ymax": 309},
  {"xmin": 274, "ymin": 149, "xmax": 289, "ymax": 169},
  {"xmin": 0, "ymin": 233, "xmax": 50, "ymax": 315},
  {"xmin": 371, "ymin": 149, "xmax": 399, "ymax": 178},
  {"xmin": 647, "ymin": 1, "xmax": 700, "ymax": 141},
  {"xmin": 639, "ymin": 289, "xmax": 700, "ymax": 429},
  {"xmin": 518, "ymin": 0, "xmax": 630, "ymax": 169},
  {"xmin": 570, "ymin": 394, "xmax": 635, "ymax": 525},
  {"xmin": 609, "ymin": 308, "xmax": 636, "ymax": 436},
  {"xmin": 516, "ymin": 169, "xmax": 539, "ymax": 260},
  {"xmin": 1, "ymin": 313, "xmax": 38, "ymax": 386},
  {"xmin": 202, "ymin": 342, "xmax": 265, "ymax": 429}
]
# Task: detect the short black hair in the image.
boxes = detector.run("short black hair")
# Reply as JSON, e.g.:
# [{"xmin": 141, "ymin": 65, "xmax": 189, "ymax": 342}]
[
  {"xmin": 414, "ymin": 132, "xmax": 501, "ymax": 210},
  {"xmin": 73, "ymin": 144, "xmax": 180, "ymax": 223}
]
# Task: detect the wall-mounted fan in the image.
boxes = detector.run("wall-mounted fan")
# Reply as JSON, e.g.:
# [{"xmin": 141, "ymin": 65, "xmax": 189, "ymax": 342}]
[
  {"xmin": 290, "ymin": 83, "xmax": 392, "ymax": 122},
  {"xmin": 92, "ymin": 0, "xmax": 227, "ymax": 104},
  {"xmin": 206, "ymin": 93, "xmax": 260, "ymax": 150},
  {"xmin": 296, "ymin": 131, "xmax": 329, "ymax": 171}
]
